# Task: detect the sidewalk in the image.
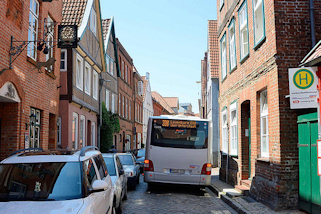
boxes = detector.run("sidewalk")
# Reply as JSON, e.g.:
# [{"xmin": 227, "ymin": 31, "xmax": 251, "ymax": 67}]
[{"xmin": 210, "ymin": 168, "xmax": 305, "ymax": 214}]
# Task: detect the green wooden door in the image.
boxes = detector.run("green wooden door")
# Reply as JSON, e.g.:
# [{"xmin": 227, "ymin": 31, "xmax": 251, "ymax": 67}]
[{"xmin": 298, "ymin": 112, "xmax": 321, "ymax": 213}]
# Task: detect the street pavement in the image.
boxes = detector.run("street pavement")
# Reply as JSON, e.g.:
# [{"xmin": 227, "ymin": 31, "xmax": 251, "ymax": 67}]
[{"xmin": 122, "ymin": 175, "xmax": 237, "ymax": 214}]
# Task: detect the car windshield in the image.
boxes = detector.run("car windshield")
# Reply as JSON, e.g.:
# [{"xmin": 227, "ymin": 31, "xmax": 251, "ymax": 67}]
[
  {"xmin": 118, "ymin": 155, "xmax": 134, "ymax": 165},
  {"xmin": 0, "ymin": 162, "xmax": 82, "ymax": 201},
  {"xmin": 103, "ymin": 157, "xmax": 116, "ymax": 176},
  {"xmin": 137, "ymin": 149, "xmax": 145, "ymax": 158}
]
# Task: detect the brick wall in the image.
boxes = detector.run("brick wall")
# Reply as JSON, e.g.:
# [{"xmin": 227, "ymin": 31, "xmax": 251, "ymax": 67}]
[{"xmin": 0, "ymin": 0, "xmax": 62, "ymax": 158}]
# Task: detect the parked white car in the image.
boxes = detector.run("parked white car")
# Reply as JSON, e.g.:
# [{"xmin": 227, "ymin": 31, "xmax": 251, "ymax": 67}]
[
  {"xmin": 102, "ymin": 153, "xmax": 128, "ymax": 213},
  {"xmin": 0, "ymin": 147, "xmax": 115, "ymax": 214},
  {"xmin": 117, "ymin": 153, "xmax": 140, "ymax": 188}
]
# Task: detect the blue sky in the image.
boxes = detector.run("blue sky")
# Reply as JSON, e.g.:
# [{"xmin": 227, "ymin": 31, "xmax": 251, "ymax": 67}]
[{"xmin": 101, "ymin": 0, "xmax": 217, "ymax": 114}]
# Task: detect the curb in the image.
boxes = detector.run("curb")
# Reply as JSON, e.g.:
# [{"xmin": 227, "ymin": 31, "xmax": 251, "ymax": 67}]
[{"xmin": 209, "ymin": 184, "xmax": 249, "ymax": 214}]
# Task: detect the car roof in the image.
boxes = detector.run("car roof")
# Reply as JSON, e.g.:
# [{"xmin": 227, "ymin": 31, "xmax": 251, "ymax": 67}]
[
  {"xmin": 1, "ymin": 147, "xmax": 102, "ymax": 164},
  {"xmin": 101, "ymin": 153, "xmax": 115, "ymax": 158}
]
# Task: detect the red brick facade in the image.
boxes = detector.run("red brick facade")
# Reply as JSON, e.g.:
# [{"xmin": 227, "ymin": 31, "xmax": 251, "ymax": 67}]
[
  {"xmin": 217, "ymin": 0, "xmax": 321, "ymax": 210},
  {"xmin": 0, "ymin": 0, "xmax": 62, "ymax": 159},
  {"xmin": 133, "ymin": 68, "xmax": 143, "ymax": 149},
  {"xmin": 116, "ymin": 39, "xmax": 134, "ymax": 152}
]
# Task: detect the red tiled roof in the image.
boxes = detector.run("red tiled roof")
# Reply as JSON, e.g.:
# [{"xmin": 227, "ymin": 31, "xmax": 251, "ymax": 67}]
[
  {"xmin": 152, "ymin": 92, "xmax": 175, "ymax": 114},
  {"xmin": 163, "ymin": 97, "xmax": 179, "ymax": 109},
  {"xmin": 208, "ymin": 20, "xmax": 219, "ymax": 78},
  {"xmin": 102, "ymin": 19, "xmax": 111, "ymax": 41},
  {"xmin": 62, "ymin": 0, "xmax": 88, "ymax": 26}
]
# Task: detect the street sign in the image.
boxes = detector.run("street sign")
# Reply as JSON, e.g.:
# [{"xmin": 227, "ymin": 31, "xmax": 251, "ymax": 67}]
[{"xmin": 288, "ymin": 67, "xmax": 318, "ymax": 109}]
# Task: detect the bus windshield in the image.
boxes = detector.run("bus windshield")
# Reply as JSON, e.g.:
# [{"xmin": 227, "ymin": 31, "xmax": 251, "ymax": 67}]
[{"xmin": 151, "ymin": 119, "xmax": 208, "ymax": 149}]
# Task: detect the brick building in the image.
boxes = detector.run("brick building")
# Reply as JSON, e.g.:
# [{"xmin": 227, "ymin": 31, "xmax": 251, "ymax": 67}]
[
  {"xmin": 217, "ymin": 0, "xmax": 321, "ymax": 211},
  {"xmin": 133, "ymin": 67, "xmax": 143, "ymax": 149},
  {"xmin": 116, "ymin": 39, "xmax": 134, "ymax": 152},
  {"xmin": 102, "ymin": 17, "xmax": 121, "ymax": 147},
  {"xmin": 59, "ymin": 0, "xmax": 106, "ymax": 149},
  {"xmin": 0, "ymin": 0, "xmax": 62, "ymax": 159},
  {"xmin": 151, "ymin": 91, "xmax": 175, "ymax": 116}
]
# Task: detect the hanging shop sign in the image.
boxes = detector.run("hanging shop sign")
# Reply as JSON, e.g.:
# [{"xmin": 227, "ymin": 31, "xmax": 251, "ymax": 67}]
[{"xmin": 288, "ymin": 67, "xmax": 318, "ymax": 109}]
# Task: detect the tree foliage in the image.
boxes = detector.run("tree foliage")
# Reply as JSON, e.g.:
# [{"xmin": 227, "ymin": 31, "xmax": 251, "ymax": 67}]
[{"xmin": 100, "ymin": 102, "xmax": 120, "ymax": 152}]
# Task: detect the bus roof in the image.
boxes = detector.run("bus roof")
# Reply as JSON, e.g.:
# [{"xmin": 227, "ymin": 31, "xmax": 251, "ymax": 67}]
[{"xmin": 150, "ymin": 115, "xmax": 210, "ymax": 122}]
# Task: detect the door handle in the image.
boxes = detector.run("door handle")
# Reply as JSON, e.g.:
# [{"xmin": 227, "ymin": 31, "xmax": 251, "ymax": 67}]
[{"xmin": 103, "ymin": 194, "xmax": 106, "ymax": 199}]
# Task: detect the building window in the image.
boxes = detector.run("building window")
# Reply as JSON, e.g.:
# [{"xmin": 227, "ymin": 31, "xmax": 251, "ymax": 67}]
[
  {"xmin": 138, "ymin": 81, "xmax": 143, "ymax": 96},
  {"xmin": 60, "ymin": 49, "xmax": 67, "ymax": 71},
  {"xmin": 260, "ymin": 90, "xmax": 268, "ymax": 157},
  {"xmin": 110, "ymin": 58, "xmax": 114, "ymax": 76},
  {"xmin": 85, "ymin": 62, "xmax": 91, "ymax": 95},
  {"xmin": 122, "ymin": 96, "xmax": 125, "ymax": 117},
  {"xmin": 93, "ymin": 70, "xmax": 98, "ymax": 100},
  {"xmin": 27, "ymin": 0, "xmax": 39, "ymax": 60},
  {"xmin": 239, "ymin": 1, "xmax": 249, "ymax": 60},
  {"xmin": 230, "ymin": 102, "xmax": 238, "ymax": 156},
  {"xmin": 253, "ymin": 0, "xmax": 265, "ymax": 46},
  {"xmin": 92, "ymin": 122, "xmax": 96, "ymax": 146},
  {"xmin": 119, "ymin": 94, "xmax": 121, "ymax": 115},
  {"xmin": 228, "ymin": 19, "xmax": 236, "ymax": 71},
  {"xmin": 220, "ymin": 33, "xmax": 227, "ymax": 80},
  {"xmin": 76, "ymin": 54, "xmax": 83, "ymax": 90},
  {"xmin": 129, "ymin": 101, "xmax": 131, "ymax": 120},
  {"xmin": 125, "ymin": 65, "xmax": 128, "ymax": 82},
  {"xmin": 222, "ymin": 108, "xmax": 228, "ymax": 153},
  {"xmin": 112, "ymin": 94, "xmax": 115, "ymax": 113},
  {"xmin": 106, "ymin": 56, "xmax": 109, "ymax": 73},
  {"xmin": 126, "ymin": 98, "xmax": 128, "ymax": 119},
  {"xmin": 90, "ymin": 7, "xmax": 97, "ymax": 36},
  {"xmin": 220, "ymin": 0, "xmax": 224, "ymax": 10},
  {"xmin": 72, "ymin": 113, "xmax": 79, "ymax": 149},
  {"xmin": 122, "ymin": 61, "xmax": 124, "ymax": 79},
  {"xmin": 29, "ymin": 108, "xmax": 41, "ymax": 148},
  {"xmin": 57, "ymin": 117, "xmax": 61, "ymax": 146},
  {"xmin": 45, "ymin": 16, "xmax": 54, "ymax": 72},
  {"xmin": 80, "ymin": 115, "xmax": 86, "ymax": 148},
  {"xmin": 106, "ymin": 89, "xmax": 110, "ymax": 111},
  {"xmin": 135, "ymin": 103, "xmax": 137, "ymax": 121}
]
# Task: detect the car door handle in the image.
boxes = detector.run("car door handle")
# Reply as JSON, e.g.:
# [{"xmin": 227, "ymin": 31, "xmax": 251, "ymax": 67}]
[{"xmin": 103, "ymin": 194, "xmax": 106, "ymax": 199}]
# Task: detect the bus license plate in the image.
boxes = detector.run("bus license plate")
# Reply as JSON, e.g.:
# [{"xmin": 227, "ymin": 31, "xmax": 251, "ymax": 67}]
[{"xmin": 170, "ymin": 169, "xmax": 185, "ymax": 174}]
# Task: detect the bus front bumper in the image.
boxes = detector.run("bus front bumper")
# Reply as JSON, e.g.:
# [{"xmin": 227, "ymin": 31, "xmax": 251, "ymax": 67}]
[{"xmin": 144, "ymin": 171, "xmax": 211, "ymax": 186}]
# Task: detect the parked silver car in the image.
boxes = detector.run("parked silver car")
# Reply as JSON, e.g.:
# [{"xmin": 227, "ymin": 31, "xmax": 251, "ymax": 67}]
[
  {"xmin": 118, "ymin": 153, "xmax": 140, "ymax": 188},
  {"xmin": 102, "ymin": 153, "xmax": 128, "ymax": 214}
]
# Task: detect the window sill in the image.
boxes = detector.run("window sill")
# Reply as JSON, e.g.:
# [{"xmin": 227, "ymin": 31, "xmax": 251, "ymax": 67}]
[
  {"xmin": 229, "ymin": 66, "xmax": 237, "ymax": 74},
  {"xmin": 27, "ymin": 56, "xmax": 37, "ymax": 66},
  {"xmin": 257, "ymin": 157, "xmax": 269, "ymax": 162},
  {"xmin": 221, "ymin": 76, "xmax": 227, "ymax": 83},
  {"xmin": 253, "ymin": 36, "xmax": 266, "ymax": 50},
  {"xmin": 45, "ymin": 70, "xmax": 56, "ymax": 79},
  {"xmin": 240, "ymin": 54, "xmax": 249, "ymax": 64}
]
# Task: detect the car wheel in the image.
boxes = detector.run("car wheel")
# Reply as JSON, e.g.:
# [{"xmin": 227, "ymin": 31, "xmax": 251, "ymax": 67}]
[
  {"xmin": 111, "ymin": 202, "xmax": 116, "ymax": 214},
  {"xmin": 116, "ymin": 198, "xmax": 122, "ymax": 214},
  {"xmin": 123, "ymin": 186, "xmax": 128, "ymax": 200},
  {"xmin": 136, "ymin": 173, "xmax": 140, "ymax": 184}
]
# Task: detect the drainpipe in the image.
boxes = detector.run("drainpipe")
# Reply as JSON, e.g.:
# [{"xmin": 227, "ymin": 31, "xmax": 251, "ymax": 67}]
[
  {"xmin": 226, "ymin": 122, "xmax": 229, "ymax": 184},
  {"xmin": 309, "ymin": 0, "xmax": 316, "ymax": 47}
]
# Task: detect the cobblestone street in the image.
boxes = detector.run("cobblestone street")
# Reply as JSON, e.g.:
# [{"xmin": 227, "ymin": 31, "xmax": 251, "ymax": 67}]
[{"xmin": 122, "ymin": 176, "xmax": 237, "ymax": 214}]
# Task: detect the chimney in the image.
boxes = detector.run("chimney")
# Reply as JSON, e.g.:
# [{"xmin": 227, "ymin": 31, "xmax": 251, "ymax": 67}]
[{"xmin": 146, "ymin": 72, "xmax": 150, "ymax": 80}]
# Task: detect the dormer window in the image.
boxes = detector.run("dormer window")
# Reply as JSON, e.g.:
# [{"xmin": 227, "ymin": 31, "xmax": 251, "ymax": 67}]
[{"xmin": 90, "ymin": 7, "xmax": 97, "ymax": 36}]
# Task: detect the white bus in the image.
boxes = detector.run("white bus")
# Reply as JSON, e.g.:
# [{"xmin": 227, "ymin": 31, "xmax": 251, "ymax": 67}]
[{"xmin": 144, "ymin": 115, "xmax": 212, "ymax": 187}]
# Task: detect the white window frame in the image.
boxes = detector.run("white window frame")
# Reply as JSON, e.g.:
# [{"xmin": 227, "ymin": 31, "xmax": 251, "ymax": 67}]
[
  {"xmin": 80, "ymin": 115, "xmax": 86, "ymax": 148},
  {"xmin": 106, "ymin": 56, "xmax": 110, "ymax": 73},
  {"xmin": 122, "ymin": 96, "xmax": 125, "ymax": 117},
  {"xmin": 91, "ymin": 122, "xmax": 96, "ymax": 146},
  {"xmin": 129, "ymin": 100, "xmax": 131, "ymax": 120},
  {"xmin": 45, "ymin": 16, "xmax": 54, "ymax": 72},
  {"xmin": 112, "ymin": 94, "xmax": 115, "ymax": 113},
  {"xmin": 253, "ymin": 0, "xmax": 265, "ymax": 46},
  {"xmin": 105, "ymin": 89, "xmax": 110, "ymax": 111},
  {"xmin": 90, "ymin": 7, "xmax": 97, "ymax": 36},
  {"xmin": 119, "ymin": 94, "xmax": 121, "ymax": 115},
  {"xmin": 220, "ymin": 0, "xmax": 224, "ymax": 10},
  {"xmin": 84, "ymin": 62, "xmax": 91, "ymax": 95},
  {"xmin": 239, "ymin": 1, "xmax": 249, "ymax": 60},
  {"xmin": 76, "ymin": 54, "xmax": 83, "ymax": 90},
  {"xmin": 93, "ymin": 70, "xmax": 98, "ymax": 100},
  {"xmin": 60, "ymin": 49, "xmax": 67, "ymax": 71},
  {"xmin": 27, "ymin": 0, "xmax": 39, "ymax": 60},
  {"xmin": 220, "ymin": 33, "xmax": 227, "ymax": 80},
  {"xmin": 222, "ymin": 108, "xmax": 228, "ymax": 153},
  {"xmin": 230, "ymin": 102, "xmax": 238, "ymax": 156},
  {"xmin": 126, "ymin": 98, "xmax": 128, "ymax": 119},
  {"xmin": 72, "ymin": 113, "xmax": 79, "ymax": 149},
  {"xmin": 260, "ymin": 90, "xmax": 269, "ymax": 157},
  {"xmin": 110, "ymin": 58, "xmax": 114, "ymax": 76},
  {"xmin": 228, "ymin": 19, "xmax": 236, "ymax": 71}
]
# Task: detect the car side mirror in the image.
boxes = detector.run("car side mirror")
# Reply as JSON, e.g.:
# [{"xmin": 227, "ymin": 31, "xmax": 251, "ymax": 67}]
[
  {"xmin": 119, "ymin": 169, "xmax": 125, "ymax": 175},
  {"xmin": 91, "ymin": 180, "xmax": 108, "ymax": 192}
]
